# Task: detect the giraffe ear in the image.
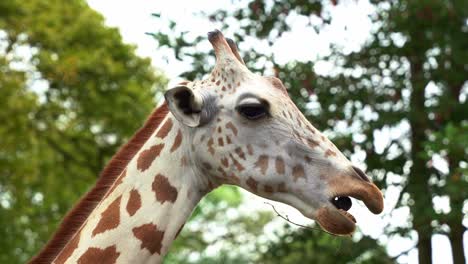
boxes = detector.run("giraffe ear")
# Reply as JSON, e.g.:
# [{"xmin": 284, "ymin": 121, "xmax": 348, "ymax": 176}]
[{"xmin": 164, "ymin": 86, "xmax": 215, "ymax": 127}]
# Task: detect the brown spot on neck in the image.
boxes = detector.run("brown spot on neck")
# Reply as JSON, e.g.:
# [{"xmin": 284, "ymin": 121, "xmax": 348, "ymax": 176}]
[
  {"xmin": 234, "ymin": 147, "xmax": 246, "ymax": 160},
  {"xmin": 229, "ymin": 153, "xmax": 245, "ymax": 171},
  {"xmin": 31, "ymin": 104, "xmax": 169, "ymax": 264},
  {"xmin": 275, "ymin": 157, "xmax": 285, "ymax": 175},
  {"xmin": 221, "ymin": 157, "xmax": 229, "ymax": 168},
  {"xmin": 126, "ymin": 189, "xmax": 141, "ymax": 217},
  {"xmin": 264, "ymin": 184, "xmax": 274, "ymax": 193},
  {"xmin": 307, "ymin": 138, "xmax": 320, "ymax": 148},
  {"xmin": 170, "ymin": 129, "xmax": 183, "ymax": 152},
  {"xmin": 292, "ymin": 165, "xmax": 306, "ymax": 182},
  {"xmin": 325, "ymin": 149, "xmax": 337, "ymax": 157},
  {"xmin": 217, "ymin": 167, "xmax": 228, "ymax": 179},
  {"xmin": 225, "ymin": 121, "xmax": 238, "ymax": 136},
  {"xmin": 137, "ymin": 143, "xmax": 165, "ymax": 171},
  {"xmin": 156, "ymin": 118, "xmax": 173, "ymax": 139},
  {"xmin": 152, "ymin": 174, "xmax": 178, "ymax": 204},
  {"xmin": 54, "ymin": 232, "xmax": 80, "ymax": 264},
  {"xmin": 255, "ymin": 155, "xmax": 269, "ymax": 175},
  {"xmin": 77, "ymin": 245, "xmax": 120, "ymax": 264},
  {"xmin": 246, "ymin": 177, "xmax": 258, "ymax": 192},
  {"xmin": 132, "ymin": 223, "xmax": 165, "ymax": 255},
  {"xmin": 227, "ymin": 173, "xmax": 241, "ymax": 184},
  {"xmin": 92, "ymin": 195, "xmax": 122, "ymax": 237},
  {"xmin": 218, "ymin": 137, "xmax": 224, "ymax": 146},
  {"xmin": 207, "ymin": 138, "xmax": 215, "ymax": 155}
]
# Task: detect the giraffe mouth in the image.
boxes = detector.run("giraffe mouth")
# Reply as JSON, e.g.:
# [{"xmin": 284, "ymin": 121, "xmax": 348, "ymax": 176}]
[
  {"xmin": 331, "ymin": 196, "xmax": 356, "ymax": 223},
  {"xmin": 315, "ymin": 182, "xmax": 384, "ymax": 236},
  {"xmin": 312, "ymin": 196, "xmax": 357, "ymax": 236}
]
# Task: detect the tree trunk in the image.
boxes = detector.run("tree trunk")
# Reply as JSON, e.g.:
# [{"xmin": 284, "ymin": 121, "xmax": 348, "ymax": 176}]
[
  {"xmin": 445, "ymin": 81, "xmax": 466, "ymax": 264},
  {"xmin": 416, "ymin": 233, "xmax": 432, "ymax": 264},
  {"xmin": 408, "ymin": 57, "xmax": 433, "ymax": 264},
  {"xmin": 448, "ymin": 221, "xmax": 466, "ymax": 264}
]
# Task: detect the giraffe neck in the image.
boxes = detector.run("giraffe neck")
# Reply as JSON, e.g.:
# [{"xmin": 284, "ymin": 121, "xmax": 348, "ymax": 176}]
[{"xmin": 53, "ymin": 114, "xmax": 208, "ymax": 264}]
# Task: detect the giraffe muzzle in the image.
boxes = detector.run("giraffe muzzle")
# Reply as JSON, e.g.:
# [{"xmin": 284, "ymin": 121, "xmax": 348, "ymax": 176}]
[{"xmin": 315, "ymin": 168, "xmax": 384, "ymax": 235}]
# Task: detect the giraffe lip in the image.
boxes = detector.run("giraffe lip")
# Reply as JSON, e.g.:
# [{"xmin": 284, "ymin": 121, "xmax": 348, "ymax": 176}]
[
  {"xmin": 338, "ymin": 208, "xmax": 356, "ymax": 223},
  {"xmin": 314, "ymin": 206, "xmax": 356, "ymax": 236},
  {"xmin": 313, "ymin": 197, "xmax": 356, "ymax": 236}
]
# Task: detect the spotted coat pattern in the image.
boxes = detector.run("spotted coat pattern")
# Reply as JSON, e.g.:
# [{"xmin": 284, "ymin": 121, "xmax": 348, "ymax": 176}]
[
  {"xmin": 47, "ymin": 31, "xmax": 382, "ymax": 264},
  {"xmin": 51, "ymin": 115, "xmax": 201, "ymax": 264}
]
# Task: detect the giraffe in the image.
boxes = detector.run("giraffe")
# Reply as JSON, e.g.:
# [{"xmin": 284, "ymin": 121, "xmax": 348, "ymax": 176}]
[{"xmin": 30, "ymin": 30, "xmax": 384, "ymax": 264}]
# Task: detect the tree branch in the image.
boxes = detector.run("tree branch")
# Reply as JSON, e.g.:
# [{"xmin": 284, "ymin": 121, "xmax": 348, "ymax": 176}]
[{"xmin": 264, "ymin": 202, "xmax": 344, "ymax": 237}]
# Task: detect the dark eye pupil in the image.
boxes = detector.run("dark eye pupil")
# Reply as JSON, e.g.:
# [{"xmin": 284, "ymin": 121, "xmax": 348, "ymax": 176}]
[{"xmin": 238, "ymin": 105, "xmax": 266, "ymax": 120}]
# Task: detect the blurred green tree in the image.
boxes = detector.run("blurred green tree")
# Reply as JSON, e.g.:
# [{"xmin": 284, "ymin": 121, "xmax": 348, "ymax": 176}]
[
  {"xmin": 0, "ymin": 0, "xmax": 166, "ymax": 262},
  {"xmin": 259, "ymin": 224, "xmax": 393, "ymax": 264},
  {"xmin": 164, "ymin": 186, "xmax": 274, "ymax": 264},
  {"xmin": 150, "ymin": 0, "xmax": 467, "ymax": 263}
]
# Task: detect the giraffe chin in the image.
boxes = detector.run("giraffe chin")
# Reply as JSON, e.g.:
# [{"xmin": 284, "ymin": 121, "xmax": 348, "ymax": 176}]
[{"xmin": 314, "ymin": 206, "xmax": 357, "ymax": 236}]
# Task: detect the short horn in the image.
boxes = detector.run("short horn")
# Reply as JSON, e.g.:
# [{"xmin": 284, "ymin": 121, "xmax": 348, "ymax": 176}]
[
  {"xmin": 207, "ymin": 30, "xmax": 242, "ymax": 65},
  {"xmin": 226, "ymin": 38, "xmax": 245, "ymax": 65}
]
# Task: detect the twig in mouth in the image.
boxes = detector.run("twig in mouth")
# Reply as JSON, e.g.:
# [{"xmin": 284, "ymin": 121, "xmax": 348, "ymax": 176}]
[
  {"xmin": 264, "ymin": 202, "xmax": 338, "ymax": 236},
  {"xmin": 265, "ymin": 202, "xmax": 348, "ymax": 254}
]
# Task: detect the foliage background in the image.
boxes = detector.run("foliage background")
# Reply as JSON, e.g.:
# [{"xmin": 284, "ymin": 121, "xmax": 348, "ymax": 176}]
[
  {"xmin": 0, "ymin": 0, "xmax": 466, "ymax": 264},
  {"xmin": 0, "ymin": 0, "xmax": 165, "ymax": 262}
]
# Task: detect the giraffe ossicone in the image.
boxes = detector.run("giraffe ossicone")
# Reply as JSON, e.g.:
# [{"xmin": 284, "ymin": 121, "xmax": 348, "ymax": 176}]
[{"xmin": 31, "ymin": 30, "xmax": 384, "ymax": 264}]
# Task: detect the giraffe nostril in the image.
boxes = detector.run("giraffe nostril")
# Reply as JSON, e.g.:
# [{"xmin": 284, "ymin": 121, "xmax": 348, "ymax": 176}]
[{"xmin": 352, "ymin": 166, "xmax": 370, "ymax": 182}]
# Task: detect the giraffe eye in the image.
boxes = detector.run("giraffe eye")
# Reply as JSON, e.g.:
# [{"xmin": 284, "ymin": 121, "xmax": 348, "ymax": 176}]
[{"xmin": 236, "ymin": 104, "xmax": 268, "ymax": 120}]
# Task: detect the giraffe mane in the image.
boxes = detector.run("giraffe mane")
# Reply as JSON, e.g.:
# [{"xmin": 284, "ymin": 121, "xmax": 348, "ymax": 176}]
[{"xmin": 29, "ymin": 103, "xmax": 169, "ymax": 264}]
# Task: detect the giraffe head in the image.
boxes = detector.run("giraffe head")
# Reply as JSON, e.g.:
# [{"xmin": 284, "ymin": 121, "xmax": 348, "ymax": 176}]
[{"xmin": 165, "ymin": 30, "xmax": 383, "ymax": 236}]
